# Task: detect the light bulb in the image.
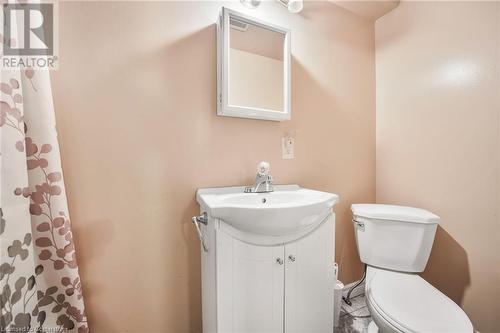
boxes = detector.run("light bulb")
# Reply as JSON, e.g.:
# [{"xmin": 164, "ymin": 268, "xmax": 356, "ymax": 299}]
[
  {"xmin": 287, "ymin": 0, "xmax": 303, "ymax": 13},
  {"xmin": 240, "ymin": 0, "xmax": 261, "ymax": 9}
]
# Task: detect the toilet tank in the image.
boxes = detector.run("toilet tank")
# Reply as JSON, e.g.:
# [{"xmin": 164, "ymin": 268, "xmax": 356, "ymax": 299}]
[{"xmin": 352, "ymin": 204, "xmax": 439, "ymax": 273}]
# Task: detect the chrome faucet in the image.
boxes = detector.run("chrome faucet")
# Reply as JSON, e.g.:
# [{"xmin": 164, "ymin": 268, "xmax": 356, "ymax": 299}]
[{"xmin": 244, "ymin": 162, "xmax": 274, "ymax": 193}]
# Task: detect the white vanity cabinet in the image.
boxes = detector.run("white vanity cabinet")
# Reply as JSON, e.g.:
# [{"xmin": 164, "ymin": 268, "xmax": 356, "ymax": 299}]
[
  {"xmin": 196, "ymin": 185, "xmax": 338, "ymax": 333},
  {"xmin": 283, "ymin": 218, "xmax": 334, "ymax": 333},
  {"xmin": 217, "ymin": 231, "xmax": 285, "ymax": 333}
]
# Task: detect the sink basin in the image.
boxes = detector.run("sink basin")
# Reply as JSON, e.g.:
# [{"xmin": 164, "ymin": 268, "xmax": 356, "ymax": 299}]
[{"xmin": 196, "ymin": 185, "xmax": 339, "ymax": 243}]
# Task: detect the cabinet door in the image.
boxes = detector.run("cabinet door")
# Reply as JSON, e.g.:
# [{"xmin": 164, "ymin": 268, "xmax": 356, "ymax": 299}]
[
  {"xmin": 217, "ymin": 231, "xmax": 285, "ymax": 333},
  {"xmin": 284, "ymin": 214, "xmax": 335, "ymax": 333}
]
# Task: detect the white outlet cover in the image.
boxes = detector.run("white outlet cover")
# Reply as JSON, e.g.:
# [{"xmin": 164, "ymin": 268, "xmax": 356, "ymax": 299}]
[{"xmin": 282, "ymin": 137, "xmax": 294, "ymax": 159}]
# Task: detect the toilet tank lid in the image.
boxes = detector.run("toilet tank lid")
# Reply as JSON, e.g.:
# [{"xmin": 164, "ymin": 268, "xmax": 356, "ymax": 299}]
[{"xmin": 351, "ymin": 204, "xmax": 440, "ymax": 224}]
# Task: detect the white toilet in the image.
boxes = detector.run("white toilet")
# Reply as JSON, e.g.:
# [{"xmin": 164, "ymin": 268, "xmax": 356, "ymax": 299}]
[{"xmin": 351, "ymin": 204, "xmax": 473, "ymax": 333}]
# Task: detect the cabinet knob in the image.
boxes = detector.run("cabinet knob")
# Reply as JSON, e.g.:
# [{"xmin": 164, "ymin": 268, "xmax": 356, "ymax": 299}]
[
  {"xmin": 276, "ymin": 258, "xmax": 284, "ymax": 265},
  {"xmin": 288, "ymin": 255, "xmax": 296, "ymax": 262}
]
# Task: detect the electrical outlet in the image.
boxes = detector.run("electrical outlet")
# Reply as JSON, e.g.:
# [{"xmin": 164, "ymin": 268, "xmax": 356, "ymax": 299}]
[{"xmin": 282, "ymin": 137, "xmax": 294, "ymax": 159}]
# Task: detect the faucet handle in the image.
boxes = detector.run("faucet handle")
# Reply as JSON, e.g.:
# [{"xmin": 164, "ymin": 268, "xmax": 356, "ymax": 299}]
[{"xmin": 257, "ymin": 161, "xmax": 270, "ymax": 175}]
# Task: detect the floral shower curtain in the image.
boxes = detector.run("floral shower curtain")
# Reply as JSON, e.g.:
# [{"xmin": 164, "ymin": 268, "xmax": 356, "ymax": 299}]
[{"xmin": 1, "ymin": 14, "xmax": 88, "ymax": 333}]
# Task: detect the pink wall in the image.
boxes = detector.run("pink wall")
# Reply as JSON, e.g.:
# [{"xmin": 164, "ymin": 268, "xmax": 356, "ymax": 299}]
[
  {"xmin": 376, "ymin": 1, "xmax": 500, "ymax": 331},
  {"xmin": 51, "ymin": 1, "xmax": 375, "ymax": 331}
]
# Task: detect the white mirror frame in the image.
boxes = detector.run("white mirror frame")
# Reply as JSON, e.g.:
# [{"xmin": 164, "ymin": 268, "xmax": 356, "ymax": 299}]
[{"xmin": 217, "ymin": 7, "xmax": 291, "ymax": 121}]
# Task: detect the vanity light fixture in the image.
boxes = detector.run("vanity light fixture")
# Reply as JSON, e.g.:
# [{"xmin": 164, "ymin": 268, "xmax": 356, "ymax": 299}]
[
  {"xmin": 240, "ymin": 0, "xmax": 261, "ymax": 9},
  {"xmin": 278, "ymin": 0, "xmax": 304, "ymax": 13},
  {"xmin": 240, "ymin": 0, "xmax": 303, "ymax": 14}
]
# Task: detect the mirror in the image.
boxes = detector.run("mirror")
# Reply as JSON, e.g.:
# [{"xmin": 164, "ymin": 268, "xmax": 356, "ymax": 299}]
[
  {"xmin": 229, "ymin": 18, "xmax": 285, "ymax": 112},
  {"xmin": 217, "ymin": 8, "xmax": 291, "ymax": 121}
]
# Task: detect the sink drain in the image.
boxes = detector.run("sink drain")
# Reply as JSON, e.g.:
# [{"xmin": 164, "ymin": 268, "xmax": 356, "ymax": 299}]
[{"xmin": 262, "ymin": 198, "xmax": 267, "ymax": 203}]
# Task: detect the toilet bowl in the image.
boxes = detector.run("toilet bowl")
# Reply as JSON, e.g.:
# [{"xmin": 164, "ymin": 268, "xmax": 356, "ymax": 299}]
[
  {"xmin": 365, "ymin": 266, "xmax": 472, "ymax": 333},
  {"xmin": 351, "ymin": 204, "xmax": 473, "ymax": 333}
]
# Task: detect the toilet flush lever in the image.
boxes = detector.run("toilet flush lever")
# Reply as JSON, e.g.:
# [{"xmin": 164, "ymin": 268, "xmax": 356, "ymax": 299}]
[
  {"xmin": 352, "ymin": 219, "xmax": 365, "ymax": 229},
  {"xmin": 192, "ymin": 213, "xmax": 208, "ymax": 252}
]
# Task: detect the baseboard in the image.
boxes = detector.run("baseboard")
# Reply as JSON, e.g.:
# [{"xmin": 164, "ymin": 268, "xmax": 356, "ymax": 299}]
[{"xmin": 342, "ymin": 281, "xmax": 365, "ymax": 299}]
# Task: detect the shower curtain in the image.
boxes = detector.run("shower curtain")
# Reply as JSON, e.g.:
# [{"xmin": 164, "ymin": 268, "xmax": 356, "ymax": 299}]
[{"xmin": 0, "ymin": 51, "xmax": 88, "ymax": 333}]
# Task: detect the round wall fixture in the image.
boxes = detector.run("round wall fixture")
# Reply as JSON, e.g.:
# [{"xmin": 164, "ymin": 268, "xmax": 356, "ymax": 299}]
[
  {"xmin": 240, "ymin": 0, "xmax": 261, "ymax": 9},
  {"xmin": 277, "ymin": 0, "xmax": 304, "ymax": 14},
  {"xmin": 287, "ymin": 0, "xmax": 303, "ymax": 13}
]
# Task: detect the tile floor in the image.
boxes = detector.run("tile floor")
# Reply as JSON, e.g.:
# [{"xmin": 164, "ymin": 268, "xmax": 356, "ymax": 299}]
[{"xmin": 336, "ymin": 293, "xmax": 372, "ymax": 333}]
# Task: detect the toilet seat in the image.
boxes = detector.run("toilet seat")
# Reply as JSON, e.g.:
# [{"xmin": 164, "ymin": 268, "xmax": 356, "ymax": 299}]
[
  {"xmin": 367, "ymin": 295, "xmax": 406, "ymax": 332},
  {"xmin": 366, "ymin": 267, "xmax": 473, "ymax": 333}
]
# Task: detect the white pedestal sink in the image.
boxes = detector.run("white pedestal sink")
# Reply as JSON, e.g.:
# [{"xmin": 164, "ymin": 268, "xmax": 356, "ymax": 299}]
[{"xmin": 195, "ymin": 184, "xmax": 339, "ymax": 333}]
